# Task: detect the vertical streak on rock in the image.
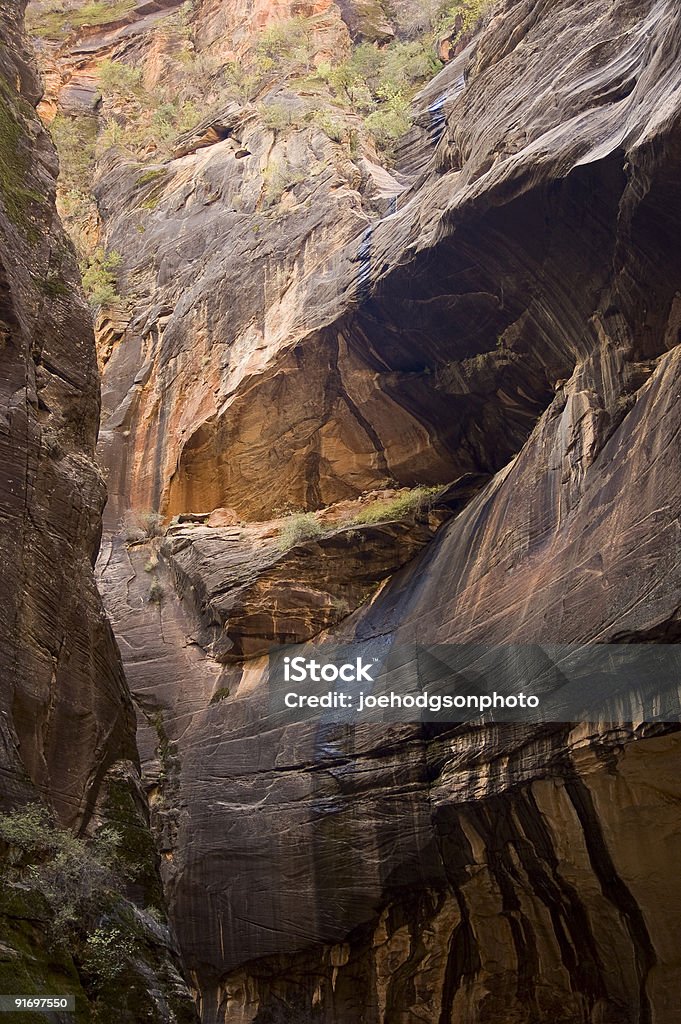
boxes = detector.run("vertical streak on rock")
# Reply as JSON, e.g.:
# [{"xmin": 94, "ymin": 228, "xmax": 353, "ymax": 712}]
[
  {"xmin": 432, "ymin": 807, "xmax": 481, "ymax": 1020},
  {"xmin": 329, "ymin": 333, "xmax": 390, "ymax": 480},
  {"xmin": 513, "ymin": 788, "xmax": 607, "ymax": 1010},
  {"xmin": 565, "ymin": 777, "xmax": 656, "ymax": 1024},
  {"xmin": 437, "ymin": 913, "xmax": 481, "ymax": 1024}
]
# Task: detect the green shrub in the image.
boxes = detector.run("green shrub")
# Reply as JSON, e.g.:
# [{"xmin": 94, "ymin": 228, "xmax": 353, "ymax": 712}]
[
  {"xmin": 57, "ymin": 186, "xmax": 97, "ymax": 256},
  {"xmin": 321, "ymin": 40, "xmax": 439, "ymax": 111},
  {"xmin": 278, "ymin": 512, "xmax": 326, "ymax": 549},
  {"xmin": 50, "ymin": 114, "xmax": 97, "ymax": 190},
  {"xmin": 0, "ymin": 803, "xmax": 53, "ymax": 857},
  {"xmin": 311, "ymin": 109, "xmax": 348, "ymax": 143},
  {"xmin": 173, "ymin": 99, "xmax": 201, "ymax": 134},
  {"xmin": 263, "ymin": 159, "xmax": 305, "ymax": 206},
  {"xmin": 27, "ymin": 0, "xmax": 137, "ymax": 40},
  {"xmin": 350, "ymin": 486, "xmax": 443, "ymax": 525},
  {"xmin": 0, "ymin": 805, "xmax": 125, "ymax": 934},
  {"xmin": 316, "ymin": 39, "xmax": 441, "ymax": 156},
  {"xmin": 177, "ymin": 0, "xmax": 195, "ymax": 34},
  {"xmin": 256, "ymin": 16, "xmax": 316, "ymax": 74},
  {"xmin": 258, "ymin": 102, "xmax": 297, "ymax": 132},
  {"xmin": 221, "ymin": 60, "xmax": 269, "ymax": 103},
  {"xmin": 80, "ymin": 247, "xmax": 122, "ymax": 307},
  {"xmin": 49, "ymin": 115, "xmax": 99, "ymax": 255},
  {"xmin": 330, "ymin": 596, "xmax": 352, "ymax": 619},
  {"xmin": 98, "ymin": 59, "xmax": 142, "ymax": 99},
  {"xmin": 139, "ymin": 511, "xmax": 165, "ymax": 537},
  {"xmin": 436, "ymin": 0, "xmax": 490, "ymax": 38},
  {"xmin": 382, "ymin": 39, "xmax": 442, "ymax": 87},
  {"xmin": 320, "ymin": 44, "xmax": 383, "ymax": 107},
  {"xmin": 96, "ymin": 117, "xmax": 126, "ymax": 154},
  {"xmin": 82, "ymin": 925, "xmax": 136, "ymax": 982},
  {"xmin": 148, "ymin": 580, "xmax": 165, "ymax": 604},
  {"xmin": 93, "ymin": 58, "xmax": 203, "ymax": 160},
  {"xmin": 364, "ymin": 94, "xmax": 413, "ymax": 152}
]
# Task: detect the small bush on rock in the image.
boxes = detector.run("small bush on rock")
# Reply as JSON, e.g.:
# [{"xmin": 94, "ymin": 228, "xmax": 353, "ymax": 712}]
[
  {"xmin": 256, "ymin": 16, "xmax": 316, "ymax": 74},
  {"xmin": 263, "ymin": 159, "xmax": 305, "ymax": 206},
  {"xmin": 80, "ymin": 247, "xmax": 122, "ymax": 308},
  {"xmin": 350, "ymin": 486, "xmax": 443, "ymax": 525},
  {"xmin": 436, "ymin": 0, "xmax": 490, "ymax": 39},
  {"xmin": 0, "ymin": 805, "xmax": 124, "ymax": 934},
  {"xmin": 98, "ymin": 59, "xmax": 143, "ymax": 99},
  {"xmin": 82, "ymin": 925, "xmax": 136, "ymax": 982},
  {"xmin": 209, "ymin": 687, "xmax": 231, "ymax": 706},
  {"xmin": 121, "ymin": 510, "xmax": 165, "ymax": 542},
  {"xmin": 314, "ymin": 39, "xmax": 442, "ymax": 157},
  {"xmin": 278, "ymin": 512, "xmax": 326, "ymax": 550}
]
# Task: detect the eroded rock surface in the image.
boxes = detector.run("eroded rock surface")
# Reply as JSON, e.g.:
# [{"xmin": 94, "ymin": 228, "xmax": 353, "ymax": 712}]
[
  {"xmin": 160, "ymin": 500, "xmax": 451, "ymax": 661},
  {"xmin": 0, "ymin": 0, "xmax": 123, "ymax": 827},
  {"xmin": 26, "ymin": 0, "xmax": 681, "ymax": 1021},
  {"xmin": 81, "ymin": 0, "xmax": 680, "ymax": 536},
  {"xmin": 0, "ymin": 4, "xmax": 197, "ymax": 1018}
]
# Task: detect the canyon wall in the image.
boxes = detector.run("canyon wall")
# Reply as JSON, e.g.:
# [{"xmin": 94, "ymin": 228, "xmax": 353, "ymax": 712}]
[
  {"xmin": 0, "ymin": 3, "xmax": 196, "ymax": 1019},
  {"xmin": 25, "ymin": 0, "xmax": 681, "ymax": 1022}
]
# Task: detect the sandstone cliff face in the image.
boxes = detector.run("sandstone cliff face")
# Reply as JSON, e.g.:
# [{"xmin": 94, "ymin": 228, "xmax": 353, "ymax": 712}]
[
  {"xmin": 26, "ymin": 0, "xmax": 681, "ymax": 1021},
  {"xmin": 66, "ymin": 0, "xmax": 681, "ymax": 535},
  {"xmin": 0, "ymin": 0, "xmax": 118, "ymax": 829},
  {"xmin": 0, "ymin": 3, "xmax": 196, "ymax": 1018}
]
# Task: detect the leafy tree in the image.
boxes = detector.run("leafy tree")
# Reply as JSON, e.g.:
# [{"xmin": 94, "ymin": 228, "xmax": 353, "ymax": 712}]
[
  {"xmin": 436, "ymin": 0, "xmax": 490, "ymax": 38},
  {"xmin": 256, "ymin": 16, "xmax": 316, "ymax": 73}
]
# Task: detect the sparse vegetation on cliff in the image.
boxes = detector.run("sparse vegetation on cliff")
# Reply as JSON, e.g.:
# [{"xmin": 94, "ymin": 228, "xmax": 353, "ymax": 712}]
[
  {"xmin": 0, "ymin": 805, "xmax": 125, "ymax": 935},
  {"xmin": 0, "ymin": 83, "xmax": 45, "ymax": 233},
  {"xmin": 291, "ymin": 32, "xmax": 442, "ymax": 156},
  {"xmin": 95, "ymin": 62, "xmax": 202, "ymax": 159},
  {"xmin": 256, "ymin": 15, "xmax": 317, "ymax": 74},
  {"xmin": 122, "ymin": 510, "xmax": 165, "ymax": 543},
  {"xmin": 26, "ymin": 0, "xmax": 137, "ymax": 40},
  {"xmin": 50, "ymin": 114, "xmax": 99, "ymax": 257},
  {"xmin": 97, "ymin": 58, "xmax": 142, "ymax": 98},
  {"xmin": 349, "ymin": 486, "xmax": 443, "ymax": 524},
  {"xmin": 263, "ymin": 158, "xmax": 306, "ymax": 206},
  {"xmin": 31, "ymin": 0, "xmax": 496, "ymax": 245},
  {"xmin": 82, "ymin": 925, "xmax": 137, "ymax": 982},
  {"xmin": 436, "ymin": 0, "xmax": 490, "ymax": 38},
  {"xmin": 275, "ymin": 487, "xmax": 442, "ymax": 549},
  {"xmin": 80, "ymin": 247, "xmax": 122, "ymax": 307},
  {"xmin": 390, "ymin": 0, "xmax": 490, "ymax": 38},
  {"xmin": 0, "ymin": 801, "xmax": 192, "ymax": 1020},
  {"xmin": 278, "ymin": 512, "xmax": 327, "ymax": 549}
]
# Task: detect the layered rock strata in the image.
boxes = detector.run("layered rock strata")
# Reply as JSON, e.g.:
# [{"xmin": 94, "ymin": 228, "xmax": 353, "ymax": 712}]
[{"xmin": 24, "ymin": 0, "xmax": 681, "ymax": 1021}]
